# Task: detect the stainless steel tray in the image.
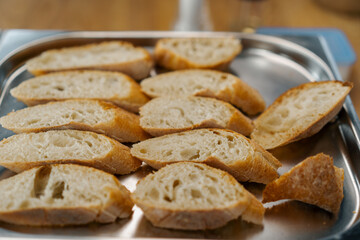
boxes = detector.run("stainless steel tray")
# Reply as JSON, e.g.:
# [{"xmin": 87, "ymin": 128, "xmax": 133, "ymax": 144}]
[{"xmin": 0, "ymin": 31, "xmax": 360, "ymax": 239}]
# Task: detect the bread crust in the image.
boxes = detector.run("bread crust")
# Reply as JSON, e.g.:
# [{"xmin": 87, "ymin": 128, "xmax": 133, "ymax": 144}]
[
  {"xmin": 154, "ymin": 38, "xmax": 241, "ymax": 71},
  {"xmin": 0, "ymin": 131, "xmax": 142, "ymax": 174},
  {"xmin": 251, "ymin": 81, "xmax": 353, "ymax": 149},
  {"xmin": 11, "ymin": 70, "xmax": 149, "ymax": 113},
  {"xmin": 0, "ymin": 100, "xmax": 150, "ymax": 142},
  {"xmin": 26, "ymin": 41, "xmax": 153, "ymax": 80},
  {"xmin": 0, "ymin": 164, "xmax": 134, "ymax": 226},
  {"xmin": 262, "ymin": 153, "xmax": 344, "ymax": 214}
]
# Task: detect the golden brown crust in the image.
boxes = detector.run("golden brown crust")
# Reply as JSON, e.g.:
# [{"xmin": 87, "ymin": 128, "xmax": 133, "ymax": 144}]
[
  {"xmin": 26, "ymin": 41, "xmax": 153, "ymax": 80},
  {"xmin": 154, "ymin": 38, "xmax": 241, "ymax": 71},
  {"xmin": 262, "ymin": 153, "xmax": 344, "ymax": 214}
]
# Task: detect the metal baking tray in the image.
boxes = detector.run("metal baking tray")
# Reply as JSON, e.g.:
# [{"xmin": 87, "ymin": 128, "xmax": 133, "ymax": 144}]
[{"xmin": 0, "ymin": 31, "xmax": 360, "ymax": 239}]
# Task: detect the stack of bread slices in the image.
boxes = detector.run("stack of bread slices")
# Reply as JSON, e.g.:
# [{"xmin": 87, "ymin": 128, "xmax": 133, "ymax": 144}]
[{"xmin": 0, "ymin": 37, "xmax": 351, "ymax": 230}]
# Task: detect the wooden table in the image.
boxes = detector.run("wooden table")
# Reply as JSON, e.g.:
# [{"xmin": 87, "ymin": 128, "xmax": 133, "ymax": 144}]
[{"xmin": 0, "ymin": 0, "xmax": 359, "ymax": 115}]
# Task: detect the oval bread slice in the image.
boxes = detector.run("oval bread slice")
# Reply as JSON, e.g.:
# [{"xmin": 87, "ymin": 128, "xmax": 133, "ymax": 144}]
[
  {"xmin": 154, "ymin": 38, "xmax": 241, "ymax": 71},
  {"xmin": 251, "ymin": 81, "xmax": 353, "ymax": 149},
  {"xmin": 139, "ymin": 96, "xmax": 254, "ymax": 137},
  {"xmin": 131, "ymin": 129, "xmax": 281, "ymax": 184},
  {"xmin": 0, "ymin": 130, "xmax": 141, "ymax": 174},
  {"xmin": 131, "ymin": 162, "xmax": 264, "ymax": 230},
  {"xmin": 10, "ymin": 70, "xmax": 149, "ymax": 113},
  {"xmin": 0, "ymin": 99, "xmax": 150, "ymax": 142},
  {"xmin": 25, "ymin": 41, "xmax": 153, "ymax": 80},
  {"xmin": 0, "ymin": 164, "xmax": 134, "ymax": 226},
  {"xmin": 141, "ymin": 69, "xmax": 265, "ymax": 115}
]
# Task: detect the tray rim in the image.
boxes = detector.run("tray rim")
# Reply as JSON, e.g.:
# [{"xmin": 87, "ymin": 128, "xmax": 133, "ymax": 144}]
[{"xmin": 0, "ymin": 30, "xmax": 359, "ymax": 239}]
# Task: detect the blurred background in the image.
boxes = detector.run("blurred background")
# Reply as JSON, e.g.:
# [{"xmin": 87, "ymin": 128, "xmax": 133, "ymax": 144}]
[{"xmin": 0, "ymin": 0, "xmax": 359, "ymax": 114}]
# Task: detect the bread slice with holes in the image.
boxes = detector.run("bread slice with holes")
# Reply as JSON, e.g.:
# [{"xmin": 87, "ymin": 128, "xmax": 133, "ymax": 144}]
[
  {"xmin": 262, "ymin": 153, "xmax": 344, "ymax": 214},
  {"xmin": 154, "ymin": 38, "xmax": 241, "ymax": 71},
  {"xmin": 10, "ymin": 70, "xmax": 149, "ymax": 113},
  {"xmin": 25, "ymin": 41, "xmax": 153, "ymax": 80},
  {"xmin": 0, "ymin": 164, "xmax": 134, "ymax": 226},
  {"xmin": 250, "ymin": 81, "xmax": 353, "ymax": 149},
  {"xmin": 0, "ymin": 99, "xmax": 150, "ymax": 142},
  {"xmin": 141, "ymin": 69, "xmax": 265, "ymax": 115},
  {"xmin": 131, "ymin": 129, "xmax": 281, "ymax": 184},
  {"xmin": 0, "ymin": 130, "xmax": 141, "ymax": 174},
  {"xmin": 131, "ymin": 162, "xmax": 264, "ymax": 230},
  {"xmin": 139, "ymin": 96, "xmax": 253, "ymax": 137}
]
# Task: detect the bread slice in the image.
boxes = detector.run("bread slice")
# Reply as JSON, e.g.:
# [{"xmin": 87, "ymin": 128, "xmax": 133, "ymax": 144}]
[
  {"xmin": 131, "ymin": 162, "xmax": 264, "ymax": 230},
  {"xmin": 25, "ymin": 41, "xmax": 153, "ymax": 80},
  {"xmin": 10, "ymin": 70, "xmax": 149, "ymax": 113},
  {"xmin": 140, "ymin": 69, "xmax": 265, "ymax": 115},
  {"xmin": 262, "ymin": 153, "xmax": 344, "ymax": 214},
  {"xmin": 0, "ymin": 99, "xmax": 150, "ymax": 142},
  {"xmin": 0, "ymin": 130, "xmax": 141, "ymax": 174},
  {"xmin": 251, "ymin": 81, "xmax": 353, "ymax": 149},
  {"xmin": 154, "ymin": 38, "xmax": 241, "ymax": 71},
  {"xmin": 139, "ymin": 96, "xmax": 253, "ymax": 137},
  {"xmin": 0, "ymin": 164, "xmax": 133, "ymax": 226},
  {"xmin": 131, "ymin": 129, "xmax": 281, "ymax": 184}
]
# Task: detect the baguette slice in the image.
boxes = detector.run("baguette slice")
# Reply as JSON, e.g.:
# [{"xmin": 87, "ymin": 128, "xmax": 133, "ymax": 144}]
[
  {"xmin": 0, "ymin": 99, "xmax": 150, "ymax": 142},
  {"xmin": 25, "ymin": 41, "xmax": 153, "ymax": 80},
  {"xmin": 131, "ymin": 129, "xmax": 281, "ymax": 184},
  {"xmin": 0, "ymin": 130, "xmax": 141, "ymax": 174},
  {"xmin": 139, "ymin": 96, "xmax": 253, "ymax": 137},
  {"xmin": 154, "ymin": 38, "xmax": 241, "ymax": 71},
  {"xmin": 262, "ymin": 153, "xmax": 344, "ymax": 214},
  {"xmin": 141, "ymin": 69, "xmax": 265, "ymax": 115},
  {"xmin": 131, "ymin": 162, "xmax": 264, "ymax": 230},
  {"xmin": 251, "ymin": 81, "xmax": 353, "ymax": 149},
  {"xmin": 0, "ymin": 164, "xmax": 133, "ymax": 226},
  {"xmin": 11, "ymin": 70, "xmax": 149, "ymax": 113}
]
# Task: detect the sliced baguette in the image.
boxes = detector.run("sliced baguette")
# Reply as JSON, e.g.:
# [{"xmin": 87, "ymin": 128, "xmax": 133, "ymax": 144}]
[
  {"xmin": 131, "ymin": 129, "xmax": 281, "ymax": 184},
  {"xmin": 0, "ymin": 164, "xmax": 133, "ymax": 226},
  {"xmin": 139, "ymin": 96, "xmax": 254, "ymax": 137},
  {"xmin": 0, "ymin": 130, "xmax": 141, "ymax": 174},
  {"xmin": 262, "ymin": 153, "xmax": 344, "ymax": 214},
  {"xmin": 131, "ymin": 162, "xmax": 264, "ymax": 230},
  {"xmin": 0, "ymin": 99, "xmax": 150, "ymax": 142},
  {"xmin": 154, "ymin": 38, "xmax": 241, "ymax": 71},
  {"xmin": 10, "ymin": 70, "xmax": 149, "ymax": 113},
  {"xmin": 141, "ymin": 69, "xmax": 265, "ymax": 115},
  {"xmin": 25, "ymin": 41, "xmax": 153, "ymax": 80},
  {"xmin": 251, "ymin": 81, "xmax": 353, "ymax": 149}
]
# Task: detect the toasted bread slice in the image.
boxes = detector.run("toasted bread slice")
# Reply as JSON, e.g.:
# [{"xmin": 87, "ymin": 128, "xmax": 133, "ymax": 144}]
[
  {"xmin": 141, "ymin": 69, "xmax": 265, "ymax": 115},
  {"xmin": 0, "ymin": 130, "xmax": 141, "ymax": 174},
  {"xmin": 0, "ymin": 164, "xmax": 133, "ymax": 226},
  {"xmin": 131, "ymin": 162, "xmax": 264, "ymax": 230},
  {"xmin": 131, "ymin": 129, "xmax": 281, "ymax": 184},
  {"xmin": 251, "ymin": 81, "xmax": 353, "ymax": 149},
  {"xmin": 25, "ymin": 41, "xmax": 153, "ymax": 80},
  {"xmin": 262, "ymin": 153, "xmax": 344, "ymax": 214},
  {"xmin": 154, "ymin": 38, "xmax": 241, "ymax": 71},
  {"xmin": 0, "ymin": 99, "xmax": 150, "ymax": 142},
  {"xmin": 11, "ymin": 70, "xmax": 149, "ymax": 113},
  {"xmin": 139, "ymin": 96, "xmax": 253, "ymax": 137}
]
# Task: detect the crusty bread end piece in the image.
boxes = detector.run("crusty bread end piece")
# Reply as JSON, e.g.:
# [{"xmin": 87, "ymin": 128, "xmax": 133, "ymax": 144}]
[
  {"xmin": 131, "ymin": 129, "xmax": 281, "ymax": 184},
  {"xmin": 262, "ymin": 153, "xmax": 344, "ymax": 214},
  {"xmin": 10, "ymin": 70, "xmax": 149, "ymax": 113},
  {"xmin": 251, "ymin": 81, "xmax": 353, "ymax": 149},
  {"xmin": 154, "ymin": 38, "xmax": 241, "ymax": 71},
  {"xmin": 0, "ymin": 130, "xmax": 141, "ymax": 174},
  {"xmin": 0, "ymin": 99, "xmax": 150, "ymax": 142},
  {"xmin": 26, "ymin": 41, "xmax": 153, "ymax": 80},
  {"xmin": 139, "ymin": 96, "xmax": 253, "ymax": 137},
  {"xmin": 141, "ymin": 69, "xmax": 265, "ymax": 115},
  {"xmin": 131, "ymin": 162, "xmax": 264, "ymax": 230},
  {"xmin": 0, "ymin": 164, "xmax": 133, "ymax": 226}
]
